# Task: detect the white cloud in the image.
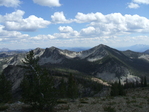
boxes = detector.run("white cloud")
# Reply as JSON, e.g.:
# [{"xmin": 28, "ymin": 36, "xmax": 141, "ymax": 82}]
[
  {"xmin": 31, "ymin": 34, "xmax": 56, "ymax": 40},
  {"xmin": 0, "ymin": 0, "xmax": 21, "ymax": 7},
  {"xmin": 128, "ymin": 0, "xmax": 149, "ymax": 9},
  {"xmin": 33, "ymin": 0, "xmax": 61, "ymax": 7},
  {"xmin": 0, "ymin": 25, "xmax": 30, "ymax": 42},
  {"xmin": 74, "ymin": 12, "xmax": 149, "ymax": 36},
  {"xmin": 75, "ymin": 12, "xmax": 106, "ymax": 23},
  {"xmin": 51, "ymin": 12, "xmax": 73, "ymax": 24},
  {"xmin": 0, "ymin": 10, "xmax": 50, "ymax": 31},
  {"xmin": 51, "ymin": 26, "xmax": 79, "ymax": 39},
  {"xmin": 128, "ymin": 2, "xmax": 140, "ymax": 8},
  {"xmin": 133, "ymin": 0, "xmax": 149, "ymax": 4},
  {"xmin": 80, "ymin": 27, "xmax": 96, "ymax": 36},
  {"xmin": 58, "ymin": 26, "xmax": 73, "ymax": 33},
  {"xmin": 30, "ymin": 26, "xmax": 79, "ymax": 40}
]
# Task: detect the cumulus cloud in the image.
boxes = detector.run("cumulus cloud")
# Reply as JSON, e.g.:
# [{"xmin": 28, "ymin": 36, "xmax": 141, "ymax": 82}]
[
  {"xmin": 55, "ymin": 26, "xmax": 79, "ymax": 38},
  {"xmin": 0, "ymin": 25, "xmax": 30, "ymax": 42},
  {"xmin": 51, "ymin": 12, "xmax": 73, "ymax": 24},
  {"xmin": 74, "ymin": 12, "xmax": 149, "ymax": 36},
  {"xmin": 75, "ymin": 12, "xmax": 106, "ymax": 23},
  {"xmin": 33, "ymin": 0, "xmax": 61, "ymax": 7},
  {"xmin": 0, "ymin": 0, "xmax": 21, "ymax": 7},
  {"xmin": 0, "ymin": 10, "xmax": 51, "ymax": 31},
  {"xmin": 30, "ymin": 26, "xmax": 79, "ymax": 40},
  {"xmin": 31, "ymin": 34, "xmax": 55, "ymax": 40},
  {"xmin": 128, "ymin": 0, "xmax": 149, "ymax": 9},
  {"xmin": 128, "ymin": 2, "xmax": 140, "ymax": 8},
  {"xmin": 80, "ymin": 27, "xmax": 96, "ymax": 35},
  {"xmin": 133, "ymin": 0, "xmax": 149, "ymax": 4},
  {"xmin": 58, "ymin": 26, "xmax": 74, "ymax": 33}
]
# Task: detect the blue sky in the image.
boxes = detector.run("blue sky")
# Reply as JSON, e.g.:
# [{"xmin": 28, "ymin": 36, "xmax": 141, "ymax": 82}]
[{"xmin": 0, "ymin": 0, "xmax": 149, "ymax": 49}]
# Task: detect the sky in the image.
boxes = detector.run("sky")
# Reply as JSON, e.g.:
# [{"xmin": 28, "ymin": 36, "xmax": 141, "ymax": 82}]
[{"xmin": 0, "ymin": 0, "xmax": 149, "ymax": 49}]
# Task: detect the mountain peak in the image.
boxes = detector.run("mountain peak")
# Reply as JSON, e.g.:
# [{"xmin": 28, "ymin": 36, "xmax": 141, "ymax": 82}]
[
  {"xmin": 49, "ymin": 46, "xmax": 59, "ymax": 50},
  {"xmin": 95, "ymin": 44, "xmax": 106, "ymax": 47},
  {"xmin": 90, "ymin": 44, "xmax": 109, "ymax": 51},
  {"xmin": 93, "ymin": 44, "xmax": 108, "ymax": 49}
]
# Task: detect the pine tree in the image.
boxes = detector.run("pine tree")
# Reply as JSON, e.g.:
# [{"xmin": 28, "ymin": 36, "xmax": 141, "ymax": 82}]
[
  {"xmin": 143, "ymin": 76, "xmax": 147, "ymax": 87},
  {"xmin": 0, "ymin": 73, "xmax": 12, "ymax": 103},
  {"xmin": 67, "ymin": 74, "xmax": 79, "ymax": 99},
  {"xmin": 118, "ymin": 79, "xmax": 126, "ymax": 96},
  {"xmin": 141, "ymin": 76, "xmax": 144, "ymax": 87},
  {"xmin": 110, "ymin": 80, "xmax": 126, "ymax": 96},
  {"xmin": 110, "ymin": 82, "xmax": 119, "ymax": 96},
  {"xmin": 21, "ymin": 50, "xmax": 57, "ymax": 111},
  {"xmin": 59, "ymin": 78, "xmax": 67, "ymax": 98}
]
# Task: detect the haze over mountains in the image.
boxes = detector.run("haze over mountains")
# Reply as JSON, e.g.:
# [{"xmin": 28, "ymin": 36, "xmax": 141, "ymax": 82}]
[
  {"xmin": 117, "ymin": 44, "xmax": 149, "ymax": 52},
  {"xmin": 1, "ymin": 44, "xmax": 149, "ymax": 52}
]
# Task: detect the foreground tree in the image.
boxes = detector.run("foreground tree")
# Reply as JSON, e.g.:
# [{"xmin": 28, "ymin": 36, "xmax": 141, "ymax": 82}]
[
  {"xmin": 0, "ymin": 73, "xmax": 12, "ymax": 103},
  {"xmin": 21, "ymin": 50, "xmax": 57, "ymax": 111}
]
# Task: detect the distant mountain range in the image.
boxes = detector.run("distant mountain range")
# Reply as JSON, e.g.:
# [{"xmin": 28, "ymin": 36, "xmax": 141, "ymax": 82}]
[
  {"xmin": 1, "ymin": 44, "xmax": 149, "ymax": 52},
  {"xmin": 60, "ymin": 47, "xmax": 90, "ymax": 52},
  {"xmin": 117, "ymin": 44, "xmax": 149, "ymax": 52}
]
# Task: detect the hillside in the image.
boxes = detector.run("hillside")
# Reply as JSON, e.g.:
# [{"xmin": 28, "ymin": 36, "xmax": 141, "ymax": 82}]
[
  {"xmin": 1, "ymin": 44, "xmax": 149, "ymax": 96},
  {"xmin": 2, "ymin": 87, "xmax": 149, "ymax": 112}
]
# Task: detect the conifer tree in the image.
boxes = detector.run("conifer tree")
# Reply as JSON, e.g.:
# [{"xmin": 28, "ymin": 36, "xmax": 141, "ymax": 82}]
[
  {"xmin": 143, "ymin": 76, "xmax": 147, "ymax": 87},
  {"xmin": 118, "ymin": 79, "xmax": 126, "ymax": 95},
  {"xmin": 67, "ymin": 74, "xmax": 79, "ymax": 99},
  {"xmin": 111, "ymin": 80, "xmax": 126, "ymax": 96},
  {"xmin": 141, "ymin": 76, "xmax": 144, "ymax": 87},
  {"xmin": 21, "ymin": 50, "xmax": 57, "ymax": 111},
  {"xmin": 110, "ymin": 82, "xmax": 119, "ymax": 96},
  {"xmin": 59, "ymin": 78, "xmax": 67, "ymax": 98}
]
